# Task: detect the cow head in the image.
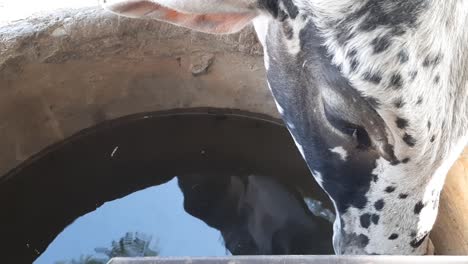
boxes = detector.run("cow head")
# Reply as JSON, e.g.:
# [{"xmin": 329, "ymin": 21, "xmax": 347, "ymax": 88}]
[{"xmin": 100, "ymin": 0, "xmax": 468, "ymax": 255}]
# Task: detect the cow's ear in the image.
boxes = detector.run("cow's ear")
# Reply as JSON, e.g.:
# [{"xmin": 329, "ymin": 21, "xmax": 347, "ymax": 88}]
[{"xmin": 100, "ymin": 0, "xmax": 259, "ymax": 34}]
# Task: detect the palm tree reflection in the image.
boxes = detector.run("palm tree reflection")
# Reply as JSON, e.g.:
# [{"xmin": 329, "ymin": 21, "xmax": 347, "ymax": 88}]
[{"xmin": 57, "ymin": 232, "xmax": 159, "ymax": 264}]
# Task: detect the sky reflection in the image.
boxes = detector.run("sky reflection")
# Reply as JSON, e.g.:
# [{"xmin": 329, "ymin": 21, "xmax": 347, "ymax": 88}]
[{"xmin": 35, "ymin": 178, "xmax": 228, "ymax": 264}]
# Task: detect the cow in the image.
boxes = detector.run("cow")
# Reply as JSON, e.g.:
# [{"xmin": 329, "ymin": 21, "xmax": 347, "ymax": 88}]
[
  {"xmin": 100, "ymin": 0, "xmax": 468, "ymax": 255},
  {"xmin": 177, "ymin": 173, "xmax": 333, "ymax": 255}
]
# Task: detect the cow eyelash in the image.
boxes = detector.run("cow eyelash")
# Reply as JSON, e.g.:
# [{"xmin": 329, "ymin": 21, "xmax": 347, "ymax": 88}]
[{"xmin": 324, "ymin": 107, "xmax": 371, "ymax": 148}]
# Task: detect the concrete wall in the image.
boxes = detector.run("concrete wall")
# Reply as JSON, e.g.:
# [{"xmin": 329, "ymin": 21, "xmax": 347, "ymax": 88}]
[{"xmin": 0, "ymin": 7, "xmax": 276, "ymax": 177}]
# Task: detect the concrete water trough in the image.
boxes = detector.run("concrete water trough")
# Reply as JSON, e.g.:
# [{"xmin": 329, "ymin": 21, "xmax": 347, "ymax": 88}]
[{"xmin": 0, "ymin": 3, "xmax": 467, "ymax": 264}]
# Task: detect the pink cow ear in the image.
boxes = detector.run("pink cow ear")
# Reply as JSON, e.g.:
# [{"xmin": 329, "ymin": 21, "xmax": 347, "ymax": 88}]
[{"xmin": 100, "ymin": 0, "xmax": 259, "ymax": 34}]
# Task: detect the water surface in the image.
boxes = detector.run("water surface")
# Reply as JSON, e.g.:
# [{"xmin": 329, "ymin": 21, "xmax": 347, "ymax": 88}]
[{"xmin": 0, "ymin": 109, "xmax": 333, "ymax": 263}]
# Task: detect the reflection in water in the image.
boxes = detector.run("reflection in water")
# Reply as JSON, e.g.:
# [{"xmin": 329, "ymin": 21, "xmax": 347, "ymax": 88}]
[
  {"xmin": 178, "ymin": 174, "xmax": 333, "ymax": 255},
  {"xmin": 0, "ymin": 110, "xmax": 334, "ymax": 263},
  {"xmin": 35, "ymin": 179, "xmax": 228, "ymax": 264},
  {"xmin": 37, "ymin": 173, "xmax": 334, "ymax": 263}
]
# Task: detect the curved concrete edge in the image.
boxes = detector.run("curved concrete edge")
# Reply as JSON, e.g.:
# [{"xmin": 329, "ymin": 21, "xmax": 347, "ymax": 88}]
[{"xmin": 0, "ymin": 7, "xmax": 274, "ymax": 177}]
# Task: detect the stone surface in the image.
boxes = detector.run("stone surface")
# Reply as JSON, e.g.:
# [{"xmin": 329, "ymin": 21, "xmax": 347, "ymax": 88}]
[
  {"xmin": 0, "ymin": 7, "xmax": 270, "ymax": 177},
  {"xmin": 190, "ymin": 52, "xmax": 215, "ymax": 76}
]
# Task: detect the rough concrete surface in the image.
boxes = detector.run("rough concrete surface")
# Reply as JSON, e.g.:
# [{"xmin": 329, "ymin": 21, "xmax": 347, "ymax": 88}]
[{"xmin": 0, "ymin": 7, "xmax": 271, "ymax": 177}]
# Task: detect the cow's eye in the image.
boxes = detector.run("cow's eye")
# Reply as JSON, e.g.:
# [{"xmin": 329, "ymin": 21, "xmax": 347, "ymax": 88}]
[{"xmin": 323, "ymin": 104, "xmax": 371, "ymax": 148}]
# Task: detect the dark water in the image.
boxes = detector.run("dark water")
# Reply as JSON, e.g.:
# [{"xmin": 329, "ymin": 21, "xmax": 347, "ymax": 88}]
[{"xmin": 0, "ymin": 108, "xmax": 334, "ymax": 264}]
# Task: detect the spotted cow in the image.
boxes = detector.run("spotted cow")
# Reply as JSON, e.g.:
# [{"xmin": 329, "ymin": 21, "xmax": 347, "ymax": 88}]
[{"xmin": 100, "ymin": 0, "xmax": 468, "ymax": 255}]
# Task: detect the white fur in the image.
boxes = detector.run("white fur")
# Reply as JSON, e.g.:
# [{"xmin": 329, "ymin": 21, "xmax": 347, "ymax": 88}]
[
  {"xmin": 291, "ymin": 135, "xmax": 305, "ymax": 158},
  {"xmin": 274, "ymin": 100, "xmax": 284, "ymax": 115},
  {"xmin": 253, "ymin": 15, "xmax": 270, "ymax": 70},
  {"xmin": 329, "ymin": 146, "xmax": 348, "ymax": 161}
]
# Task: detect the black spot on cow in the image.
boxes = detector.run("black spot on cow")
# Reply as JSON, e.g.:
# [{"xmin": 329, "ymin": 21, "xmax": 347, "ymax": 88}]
[
  {"xmin": 374, "ymin": 199, "xmax": 385, "ymax": 211},
  {"xmin": 363, "ymin": 71, "xmax": 383, "ymax": 84},
  {"xmin": 282, "ymin": 22, "xmax": 294, "ymax": 39},
  {"xmin": 337, "ymin": 63, "xmax": 343, "ymax": 72},
  {"xmin": 344, "ymin": 233, "xmax": 370, "ymax": 249},
  {"xmin": 390, "ymin": 73, "xmax": 403, "ymax": 89},
  {"xmin": 358, "ymin": 234, "xmax": 370, "ymax": 248},
  {"xmin": 350, "ymin": 58, "xmax": 359, "ymax": 72},
  {"xmin": 393, "ymin": 97, "xmax": 405, "ymax": 108},
  {"xmin": 335, "ymin": 24, "xmax": 356, "ymax": 45},
  {"xmin": 414, "ymin": 201, "xmax": 424, "ymax": 214},
  {"xmin": 398, "ymin": 50, "xmax": 409, "ymax": 64},
  {"xmin": 372, "ymin": 174, "xmax": 379, "ymax": 182},
  {"xmin": 389, "ymin": 234, "xmax": 399, "ymax": 240},
  {"xmin": 401, "ymin": 158, "xmax": 410, "ymax": 164},
  {"xmin": 348, "ymin": 48, "xmax": 358, "ymax": 58},
  {"xmin": 403, "ymin": 133, "xmax": 416, "ymax": 147},
  {"xmin": 351, "ymin": 0, "xmax": 429, "ymax": 32},
  {"xmin": 410, "ymin": 231, "xmax": 417, "ymax": 238},
  {"xmin": 434, "ymin": 74, "xmax": 440, "ymax": 84},
  {"xmin": 422, "ymin": 56, "xmax": 431, "ymax": 67},
  {"xmin": 385, "ymin": 186, "xmax": 396, "ymax": 193},
  {"xmin": 390, "ymin": 25, "xmax": 407, "ymax": 36},
  {"xmin": 399, "ymin": 193, "xmax": 409, "ymax": 199},
  {"xmin": 366, "ymin": 96, "xmax": 381, "ymax": 108},
  {"xmin": 396, "ymin": 117, "xmax": 409, "ymax": 129},
  {"xmin": 282, "ymin": 0, "xmax": 299, "ymax": 19},
  {"xmin": 278, "ymin": 9, "xmax": 289, "ymax": 21},
  {"xmin": 427, "ymin": 121, "xmax": 431, "ymax": 130},
  {"xmin": 409, "ymin": 70, "xmax": 418, "ymax": 81},
  {"xmin": 259, "ymin": 0, "xmax": 280, "ymax": 18},
  {"xmin": 430, "ymin": 135, "xmax": 436, "ymax": 142},
  {"xmin": 371, "ymin": 214, "xmax": 380, "ymax": 225},
  {"xmin": 360, "ymin": 213, "xmax": 371, "ymax": 228},
  {"xmin": 416, "ymin": 96, "xmax": 423, "ymax": 105},
  {"xmin": 423, "ymin": 53, "xmax": 442, "ymax": 67},
  {"xmin": 372, "ymin": 35, "xmax": 392, "ymax": 53},
  {"xmin": 385, "ymin": 145, "xmax": 399, "ymax": 165},
  {"xmin": 410, "ymin": 234, "xmax": 428, "ymax": 248}
]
